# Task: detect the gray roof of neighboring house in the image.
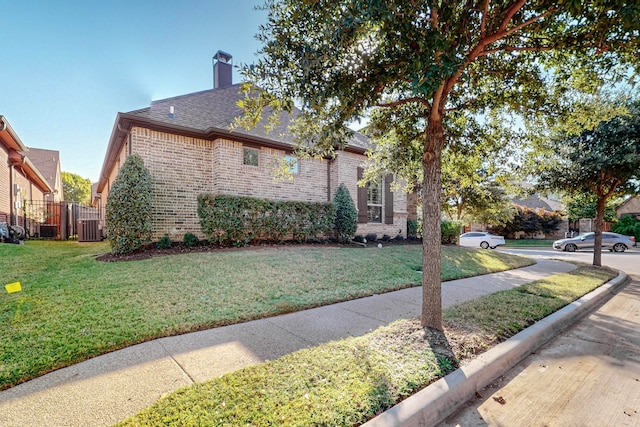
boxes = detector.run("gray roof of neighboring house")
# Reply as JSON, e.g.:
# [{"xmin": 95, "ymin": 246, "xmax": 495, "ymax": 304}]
[
  {"xmin": 26, "ymin": 147, "xmax": 60, "ymax": 190},
  {"xmin": 125, "ymin": 83, "xmax": 370, "ymax": 151},
  {"xmin": 513, "ymin": 194, "xmax": 564, "ymax": 212}
]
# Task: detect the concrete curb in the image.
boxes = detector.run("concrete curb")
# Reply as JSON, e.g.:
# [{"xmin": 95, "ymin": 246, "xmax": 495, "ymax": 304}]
[{"xmin": 362, "ymin": 271, "xmax": 629, "ymax": 427}]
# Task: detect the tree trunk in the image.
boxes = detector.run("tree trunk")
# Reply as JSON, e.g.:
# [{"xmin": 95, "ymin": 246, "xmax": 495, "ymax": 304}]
[
  {"xmin": 421, "ymin": 115, "xmax": 445, "ymax": 331},
  {"xmin": 592, "ymin": 196, "xmax": 606, "ymax": 267}
]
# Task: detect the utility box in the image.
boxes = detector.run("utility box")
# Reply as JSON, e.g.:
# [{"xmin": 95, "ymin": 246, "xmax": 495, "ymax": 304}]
[{"xmin": 77, "ymin": 219, "xmax": 101, "ymax": 242}]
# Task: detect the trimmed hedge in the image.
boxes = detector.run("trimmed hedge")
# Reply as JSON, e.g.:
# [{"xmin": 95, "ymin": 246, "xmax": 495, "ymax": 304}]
[
  {"xmin": 105, "ymin": 154, "xmax": 153, "ymax": 255},
  {"xmin": 198, "ymin": 194, "xmax": 336, "ymax": 246},
  {"xmin": 441, "ymin": 219, "xmax": 463, "ymax": 244}
]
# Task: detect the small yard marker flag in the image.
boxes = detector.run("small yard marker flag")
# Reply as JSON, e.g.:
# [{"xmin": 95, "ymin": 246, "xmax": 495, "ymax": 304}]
[{"xmin": 5, "ymin": 282, "xmax": 22, "ymax": 293}]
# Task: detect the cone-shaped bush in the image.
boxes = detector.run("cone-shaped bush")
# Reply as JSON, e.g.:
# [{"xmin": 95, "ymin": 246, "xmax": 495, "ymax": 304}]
[
  {"xmin": 334, "ymin": 183, "xmax": 358, "ymax": 243},
  {"xmin": 105, "ymin": 154, "xmax": 153, "ymax": 255}
]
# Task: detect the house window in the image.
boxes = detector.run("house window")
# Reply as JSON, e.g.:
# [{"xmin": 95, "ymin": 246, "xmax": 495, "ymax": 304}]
[
  {"xmin": 367, "ymin": 181, "xmax": 383, "ymax": 223},
  {"xmin": 284, "ymin": 155, "xmax": 298, "ymax": 174},
  {"xmin": 243, "ymin": 147, "xmax": 259, "ymax": 166}
]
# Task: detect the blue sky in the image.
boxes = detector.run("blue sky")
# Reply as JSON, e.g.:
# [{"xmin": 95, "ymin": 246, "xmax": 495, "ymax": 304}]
[{"xmin": 1, "ymin": 0, "xmax": 265, "ymax": 182}]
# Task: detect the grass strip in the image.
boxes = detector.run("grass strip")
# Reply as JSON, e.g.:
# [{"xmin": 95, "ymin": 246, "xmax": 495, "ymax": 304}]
[
  {"xmin": 504, "ymin": 239, "xmax": 556, "ymax": 247},
  {"xmin": 117, "ymin": 266, "xmax": 616, "ymax": 427},
  {"xmin": 1, "ymin": 242, "xmax": 531, "ymax": 390}
]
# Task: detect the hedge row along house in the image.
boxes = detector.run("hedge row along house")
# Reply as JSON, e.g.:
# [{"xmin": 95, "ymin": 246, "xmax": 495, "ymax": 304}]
[
  {"xmin": 95, "ymin": 52, "xmax": 410, "ymax": 242},
  {"xmin": 0, "ymin": 115, "xmax": 61, "ymax": 238}
]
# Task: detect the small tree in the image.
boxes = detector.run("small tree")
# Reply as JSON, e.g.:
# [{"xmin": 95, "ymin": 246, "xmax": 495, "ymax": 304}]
[
  {"xmin": 333, "ymin": 183, "xmax": 357, "ymax": 243},
  {"xmin": 105, "ymin": 154, "xmax": 153, "ymax": 255},
  {"xmin": 537, "ymin": 102, "xmax": 640, "ymax": 266}
]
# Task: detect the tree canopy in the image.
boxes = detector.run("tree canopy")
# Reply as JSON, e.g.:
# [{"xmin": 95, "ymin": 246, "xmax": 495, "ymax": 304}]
[
  {"xmin": 240, "ymin": 0, "xmax": 640, "ymax": 330},
  {"xmin": 537, "ymin": 101, "xmax": 640, "ymax": 266},
  {"xmin": 61, "ymin": 172, "xmax": 91, "ymax": 205}
]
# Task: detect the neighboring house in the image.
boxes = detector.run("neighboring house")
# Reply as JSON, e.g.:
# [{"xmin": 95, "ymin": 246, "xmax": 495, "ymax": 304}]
[
  {"xmin": 615, "ymin": 196, "xmax": 640, "ymax": 219},
  {"xmin": 26, "ymin": 147, "xmax": 64, "ymax": 202},
  {"xmin": 95, "ymin": 52, "xmax": 409, "ymax": 241},
  {"xmin": 0, "ymin": 115, "xmax": 54, "ymax": 227}
]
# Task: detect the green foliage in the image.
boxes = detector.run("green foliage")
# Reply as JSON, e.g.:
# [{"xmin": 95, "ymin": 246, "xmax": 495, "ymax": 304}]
[
  {"xmin": 441, "ymin": 220, "xmax": 462, "ymax": 245},
  {"xmin": 407, "ymin": 219, "xmax": 418, "ymax": 237},
  {"xmin": 61, "ymin": 171, "xmax": 92, "ymax": 204},
  {"xmin": 565, "ymin": 194, "xmax": 619, "ymax": 222},
  {"xmin": 333, "ymin": 183, "xmax": 358, "ymax": 243},
  {"xmin": 490, "ymin": 206, "xmax": 563, "ymax": 238},
  {"xmin": 536, "ymin": 101, "xmax": 640, "ymax": 265},
  {"xmin": 183, "ymin": 232, "xmax": 199, "ymax": 247},
  {"xmin": 611, "ymin": 215, "xmax": 640, "ymax": 241},
  {"xmin": 198, "ymin": 194, "xmax": 336, "ymax": 246},
  {"xmin": 156, "ymin": 235, "xmax": 172, "ymax": 249},
  {"xmin": 105, "ymin": 154, "xmax": 153, "ymax": 255},
  {"xmin": 239, "ymin": 0, "xmax": 640, "ymax": 329}
]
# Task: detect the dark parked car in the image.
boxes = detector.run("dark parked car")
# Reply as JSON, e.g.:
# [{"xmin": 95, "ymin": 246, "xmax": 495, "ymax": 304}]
[{"xmin": 553, "ymin": 232, "xmax": 635, "ymax": 252}]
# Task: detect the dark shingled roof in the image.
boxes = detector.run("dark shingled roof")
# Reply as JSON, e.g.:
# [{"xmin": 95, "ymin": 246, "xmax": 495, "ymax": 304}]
[
  {"xmin": 513, "ymin": 194, "xmax": 563, "ymax": 212},
  {"xmin": 126, "ymin": 83, "xmax": 370, "ymax": 151},
  {"xmin": 26, "ymin": 147, "xmax": 60, "ymax": 190}
]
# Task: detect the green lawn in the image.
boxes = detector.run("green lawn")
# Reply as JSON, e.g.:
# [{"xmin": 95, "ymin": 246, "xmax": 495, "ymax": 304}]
[
  {"xmin": 117, "ymin": 266, "xmax": 616, "ymax": 426},
  {"xmin": 504, "ymin": 238, "xmax": 556, "ymax": 247},
  {"xmin": 0, "ymin": 240, "xmax": 532, "ymax": 391}
]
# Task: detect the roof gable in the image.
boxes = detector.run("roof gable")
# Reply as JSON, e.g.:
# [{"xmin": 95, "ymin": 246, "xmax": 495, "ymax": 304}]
[{"xmin": 26, "ymin": 147, "xmax": 61, "ymax": 191}]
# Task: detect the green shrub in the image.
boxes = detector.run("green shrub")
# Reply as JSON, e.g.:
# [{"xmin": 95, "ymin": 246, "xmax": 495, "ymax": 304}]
[
  {"xmin": 611, "ymin": 215, "xmax": 640, "ymax": 241},
  {"xmin": 105, "ymin": 154, "xmax": 153, "ymax": 255},
  {"xmin": 333, "ymin": 183, "xmax": 358, "ymax": 243},
  {"xmin": 198, "ymin": 194, "xmax": 335, "ymax": 246},
  {"xmin": 156, "ymin": 235, "xmax": 172, "ymax": 249},
  {"xmin": 407, "ymin": 219, "xmax": 418, "ymax": 237},
  {"xmin": 183, "ymin": 232, "xmax": 199, "ymax": 247},
  {"xmin": 441, "ymin": 219, "xmax": 463, "ymax": 244}
]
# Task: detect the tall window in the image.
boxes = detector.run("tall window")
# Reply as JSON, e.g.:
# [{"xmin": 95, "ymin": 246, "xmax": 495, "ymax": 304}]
[
  {"xmin": 367, "ymin": 181, "xmax": 383, "ymax": 223},
  {"xmin": 243, "ymin": 147, "xmax": 259, "ymax": 166}
]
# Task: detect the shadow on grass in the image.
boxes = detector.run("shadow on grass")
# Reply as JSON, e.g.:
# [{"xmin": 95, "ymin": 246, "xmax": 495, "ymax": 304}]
[{"xmin": 424, "ymin": 326, "xmax": 460, "ymax": 373}]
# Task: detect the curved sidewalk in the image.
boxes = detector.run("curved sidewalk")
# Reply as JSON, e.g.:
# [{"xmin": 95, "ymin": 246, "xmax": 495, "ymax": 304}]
[{"xmin": 0, "ymin": 260, "xmax": 575, "ymax": 427}]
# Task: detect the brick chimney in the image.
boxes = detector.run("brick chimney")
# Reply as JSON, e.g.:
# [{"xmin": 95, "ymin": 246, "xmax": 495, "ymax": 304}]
[{"xmin": 213, "ymin": 50, "xmax": 233, "ymax": 89}]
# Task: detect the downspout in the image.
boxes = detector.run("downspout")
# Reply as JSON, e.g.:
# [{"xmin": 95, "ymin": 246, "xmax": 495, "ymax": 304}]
[{"xmin": 326, "ymin": 158, "xmax": 334, "ymax": 202}]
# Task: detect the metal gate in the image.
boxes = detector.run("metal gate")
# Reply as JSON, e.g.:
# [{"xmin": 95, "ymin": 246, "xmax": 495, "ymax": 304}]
[{"xmin": 22, "ymin": 201, "xmax": 102, "ymax": 241}]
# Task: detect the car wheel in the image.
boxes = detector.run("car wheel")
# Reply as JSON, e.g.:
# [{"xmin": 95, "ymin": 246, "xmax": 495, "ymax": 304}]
[
  {"xmin": 613, "ymin": 243, "xmax": 627, "ymax": 252},
  {"xmin": 565, "ymin": 243, "xmax": 577, "ymax": 252},
  {"xmin": 480, "ymin": 241, "xmax": 489, "ymax": 249}
]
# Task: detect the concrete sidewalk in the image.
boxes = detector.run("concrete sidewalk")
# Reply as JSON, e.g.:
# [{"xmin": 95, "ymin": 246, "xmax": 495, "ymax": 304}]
[
  {"xmin": 441, "ymin": 273, "xmax": 638, "ymax": 427},
  {"xmin": 0, "ymin": 260, "xmax": 575, "ymax": 426}
]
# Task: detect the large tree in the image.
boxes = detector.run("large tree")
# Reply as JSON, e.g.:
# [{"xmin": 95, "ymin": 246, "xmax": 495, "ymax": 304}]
[
  {"xmin": 239, "ymin": 1, "xmax": 639, "ymax": 330},
  {"xmin": 61, "ymin": 171, "xmax": 92, "ymax": 205},
  {"xmin": 537, "ymin": 101, "xmax": 640, "ymax": 267}
]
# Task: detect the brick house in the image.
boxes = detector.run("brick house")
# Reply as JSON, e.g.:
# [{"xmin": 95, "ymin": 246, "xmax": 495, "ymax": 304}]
[
  {"xmin": 95, "ymin": 52, "xmax": 409, "ymax": 241},
  {"xmin": 0, "ymin": 116, "xmax": 54, "ymax": 228},
  {"xmin": 615, "ymin": 197, "xmax": 640, "ymax": 219}
]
